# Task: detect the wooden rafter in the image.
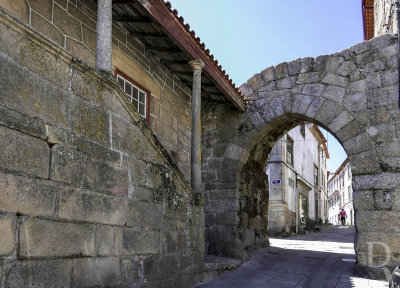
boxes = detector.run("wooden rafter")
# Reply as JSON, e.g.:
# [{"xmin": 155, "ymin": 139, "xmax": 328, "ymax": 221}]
[
  {"xmin": 113, "ymin": 16, "xmax": 151, "ymax": 22},
  {"xmin": 130, "ymin": 32, "xmax": 168, "ymax": 39}
]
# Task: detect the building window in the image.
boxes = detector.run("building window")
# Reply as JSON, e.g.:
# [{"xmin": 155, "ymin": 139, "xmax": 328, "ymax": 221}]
[
  {"xmin": 300, "ymin": 123, "xmax": 306, "ymax": 138},
  {"xmin": 286, "ymin": 136, "xmax": 294, "ymax": 165},
  {"xmin": 348, "ymin": 185, "xmax": 352, "ymax": 201},
  {"xmin": 116, "ymin": 69, "xmax": 150, "ymax": 123},
  {"xmin": 348, "ymin": 165, "xmax": 351, "ymax": 179},
  {"xmin": 314, "ymin": 165, "xmax": 319, "ymax": 187}
]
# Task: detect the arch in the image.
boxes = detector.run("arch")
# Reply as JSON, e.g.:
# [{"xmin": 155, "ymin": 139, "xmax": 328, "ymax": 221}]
[{"xmin": 201, "ymin": 34, "xmax": 400, "ymax": 279}]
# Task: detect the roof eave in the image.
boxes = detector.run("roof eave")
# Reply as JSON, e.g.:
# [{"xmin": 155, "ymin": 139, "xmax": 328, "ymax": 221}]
[{"xmin": 138, "ymin": 0, "xmax": 246, "ymax": 111}]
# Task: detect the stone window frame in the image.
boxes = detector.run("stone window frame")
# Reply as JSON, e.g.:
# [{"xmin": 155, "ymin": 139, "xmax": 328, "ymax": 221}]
[
  {"xmin": 115, "ymin": 68, "xmax": 151, "ymax": 124},
  {"xmin": 286, "ymin": 136, "xmax": 294, "ymax": 166}
]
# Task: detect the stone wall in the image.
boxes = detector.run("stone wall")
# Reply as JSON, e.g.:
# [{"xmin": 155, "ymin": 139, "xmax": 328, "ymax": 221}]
[
  {"xmin": 202, "ymin": 34, "xmax": 400, "ymax": 280},
  {"xmin": 0, "ymin": 9, "xmax": 203, "ymax": 288},
  {"xmin": 0, "ymin": 0, "xmax": 193, "ymax": 179},
  {"xmin": 375, "ymin": 0, "xmax": 399, "ymax": 37}
]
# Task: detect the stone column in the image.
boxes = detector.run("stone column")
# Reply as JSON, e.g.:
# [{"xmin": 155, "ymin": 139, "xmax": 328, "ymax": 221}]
[
  {"xmin": 95, "ymin": 0, "xmax": 112, "ymax": 72},
  {"xmin": 189, "ymin": 59, "xmax": 205, "ymax": 195}
]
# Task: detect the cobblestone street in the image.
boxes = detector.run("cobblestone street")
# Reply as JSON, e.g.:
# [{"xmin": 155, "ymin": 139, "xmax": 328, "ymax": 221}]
[{"xmin": 194, "ymin": 226, "xmax": 388, "ymax": 288}]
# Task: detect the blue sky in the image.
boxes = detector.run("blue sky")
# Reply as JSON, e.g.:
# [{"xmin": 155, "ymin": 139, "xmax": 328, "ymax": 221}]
[{"xmin": 169, "ymin": 0, "xmax": 364, "ymax": 172}]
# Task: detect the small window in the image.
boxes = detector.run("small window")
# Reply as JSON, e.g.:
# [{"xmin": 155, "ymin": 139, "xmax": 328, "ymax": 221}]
[
  {"xmin": 300, "ymin": 123, "xmax": 306, "ymax": 138},
  {"xmin": 348, "ymin": 185, "xmax": 352, "ymax": 201},
  {"xmin": 286, "ymin": 136, "xmax": 294, "ymax": 166},
  {"xmin": 348, "ymin": 165, "xmax": 351, "ymax": 179},
  {"xmin": 116, "ymin": 69, "xmax": 150, "ymax": 123},
  {"xmin": 314, "ymin": 165, "xmax": 319, "ymax": 187}
]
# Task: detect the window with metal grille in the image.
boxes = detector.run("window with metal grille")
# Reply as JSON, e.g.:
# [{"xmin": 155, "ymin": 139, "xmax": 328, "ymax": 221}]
[
  {"xmin": 116, "ymin": 69, "xmax": 150, "ymax": 123},
  {"xmin": 286, "ymin": 136, "xmax": 294, "ymax": 165}
]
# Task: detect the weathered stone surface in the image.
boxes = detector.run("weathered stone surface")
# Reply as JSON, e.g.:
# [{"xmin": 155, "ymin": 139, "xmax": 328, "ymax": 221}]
[
  {"xmin": 353, "ymin": 173, "xmax": 400, "ymax": 190},
  {"xmin": 328, "ymin": 110, "xmax": 353, "ymax": 133},
  {"xmin": 143, "ymin": 255, "xmax": 178, "ymax": 281},
  {"xmin": 97, "ymin": 225, "xmax": 114, "ymax": 256},
  {"xmin": 19, "ymin": 218, "xmax": 96, "ymax": 257},
  {"xmin": 261, "ymin": 66, "xmax": 275, "ymax": 82},
  {"xmin": 72, "ymin": 257, "xmax": 119, "ymax": 288},
  {"xmin": 120, "ymin": 258, "xmax": 141, "ymax": 286},
  {"xmin": 349, "ymin": 150, "xmax": 380, "ymax": 175},
  {"xmin": 356, "ymin": 211, "xmax": 400, "ymax": 232},
  {"xmin": 50, "ymin": 144, "xmax": 86, "ymax": 186},
  {"xmin": 0, "ymin": 172, "xmax": 56, "ymax": 217},
  {"xmin": 85, "ymin": 159, "xmax": 129, "ymax": 195},
  {"xmin": 4, "ymin": 259, "xmax": 72, "ymax": 288},
  {"xmin": 31, "ymin": 11, "xmax": 64, "ymax": 47},
  {"xmin": 70, "ymin": 97, "xmax": 110, "ymax": 145},
  {"xmin": 0, "ymin": 214, "xmax": 16, "ymax": 256},
  {"xmin": 274, "ymin": 62, "xmax": 288, "ymax": 79},
  {"xmin": 353, "ymin": 190, "xmax": 374, "ymax": 211},
  {"xmin": 53, "ymin": 3, "xmax": 81, "ymax": 39},
  {"xmin": 343, "ymin": 132, "xmax": 374, "ymax": 156},
  {"xmin": 0, "ymin": 54, "xmax": 70, "ymax": 127},
  {"xmin": 114, "ymin": 227, "xmax": 159, "ymax": 255},
  {"xmin": 58, "ymin": 186, "xmax": 126, "ymax": 225},
  {"xmin": 0, "ymin": 125, "xmax": 49, "ymax": 178},
  {"xmin": 68, "ymin": 133, "xmax": 121, "ymax": 163},
  {"xmin": 0, "ymin": 104, "xmax": 46, "ymax": 140},
  {"xmin": 126, "ymin": 200, "xmax": 162, "ymax": 228}
]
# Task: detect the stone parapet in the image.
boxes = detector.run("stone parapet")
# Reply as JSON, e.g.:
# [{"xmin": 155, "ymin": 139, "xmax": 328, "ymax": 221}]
[{"xmin": 0, "ymin": 8, "xmax": 203, "ymax": 287}]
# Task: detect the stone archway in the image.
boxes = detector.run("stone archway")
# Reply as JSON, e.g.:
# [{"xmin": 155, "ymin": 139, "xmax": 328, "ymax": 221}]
[{"xmin": 201, "ymin": 34, "xmax": 400, "ymax": 279}]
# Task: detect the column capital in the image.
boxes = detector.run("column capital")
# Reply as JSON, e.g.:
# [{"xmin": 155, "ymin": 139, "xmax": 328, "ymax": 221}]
[{"xmin": 189, "ymin": 59, "xmax": 205, "ymax": 72}]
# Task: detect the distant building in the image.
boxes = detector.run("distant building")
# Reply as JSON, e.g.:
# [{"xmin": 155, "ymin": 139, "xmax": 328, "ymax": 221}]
[
  {"xmin": 327, "ymin": 158, "xmax": 354, "ymax": 225},
  {"xmin": 266, "ymin": 123, "xmax": 329, "ymax": 235}
]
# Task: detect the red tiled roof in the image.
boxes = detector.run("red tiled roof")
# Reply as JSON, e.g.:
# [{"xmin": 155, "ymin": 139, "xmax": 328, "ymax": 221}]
[{"xmin": 163, "ymin": 1, "xmax": 245, "ymax": 103}]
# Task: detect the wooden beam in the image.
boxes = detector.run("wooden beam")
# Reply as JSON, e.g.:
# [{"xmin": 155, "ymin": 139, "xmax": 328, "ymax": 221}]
[
  {"xmin": 130, "ymin": 32, "xmax": 168, "ymax": 39},
  {"xmin": 137, "ymin": 1, "xmax": 246, "ymax": 111},
  {"xmin": 171, "ymin": 70, "xmax": 192, "ymax": 76},
  {"xmin": 147, "ymin": 47, "xmax": 181, "ymax": 53},
  {"xmin": 112, "ymin": 0, "xmax": 137, "ymax": 4},
  {"xmin": 113, "ymin": 16, "xmax": 151, "ymax": 22},
  {"xmin": 160, "ymin": 59, "xmax": 188, "ymax": 65}
]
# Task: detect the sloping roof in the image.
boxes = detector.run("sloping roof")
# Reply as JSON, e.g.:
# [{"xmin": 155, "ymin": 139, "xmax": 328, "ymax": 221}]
[
  {"xmin": 362, "ymin": 0, "xmax": 374, "ymax": 40},
  {"xmin": 311, "ymin": 124, "xmax": 330, "ymax": 159},
  {"xmin": 328, "ymin": 158, "xmax": 350, "ymax": 184},
  {"xmin": 112, "ymin": 0, "xmax": 246, "ymax": 111}
]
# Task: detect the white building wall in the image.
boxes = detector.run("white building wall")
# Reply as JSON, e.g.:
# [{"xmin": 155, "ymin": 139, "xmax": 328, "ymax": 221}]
[
  {"xmin": 327, "ymin": 161, "xmax": 354, "ymax": 225},
  {"xmin": 266, "ymin": 124, "xmax": 327, "ymax": 234}
]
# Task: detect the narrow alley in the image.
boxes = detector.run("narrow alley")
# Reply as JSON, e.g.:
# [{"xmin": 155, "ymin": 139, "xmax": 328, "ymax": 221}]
[{"xmin": 194, "ymin": 226, "xmax": 388, "ymax": 288}]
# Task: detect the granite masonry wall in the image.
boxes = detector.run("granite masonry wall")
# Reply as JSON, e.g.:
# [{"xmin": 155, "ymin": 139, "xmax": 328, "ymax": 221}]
[
  {"xmin": 0, "ymin": 0, "xmax": 193, "ymax": 179},
  {"xmin": 202, "ymin": 34, "xmax": 400, "ymax": 280},
  {"xmin": 0, "ymin": 8, "xmax": 203, "ymax": 288}
]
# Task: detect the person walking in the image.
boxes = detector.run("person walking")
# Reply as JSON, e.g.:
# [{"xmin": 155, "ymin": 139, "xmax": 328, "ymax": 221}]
[{"xmin": 340, "ymin": 209, "xmax": 347, "ymax": 225}]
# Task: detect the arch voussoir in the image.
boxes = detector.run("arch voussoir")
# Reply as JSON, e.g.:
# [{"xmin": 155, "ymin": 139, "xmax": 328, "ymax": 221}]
[{"xmin": 201, "ymin": 34, "xmax": 400, "ymax": 279}]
